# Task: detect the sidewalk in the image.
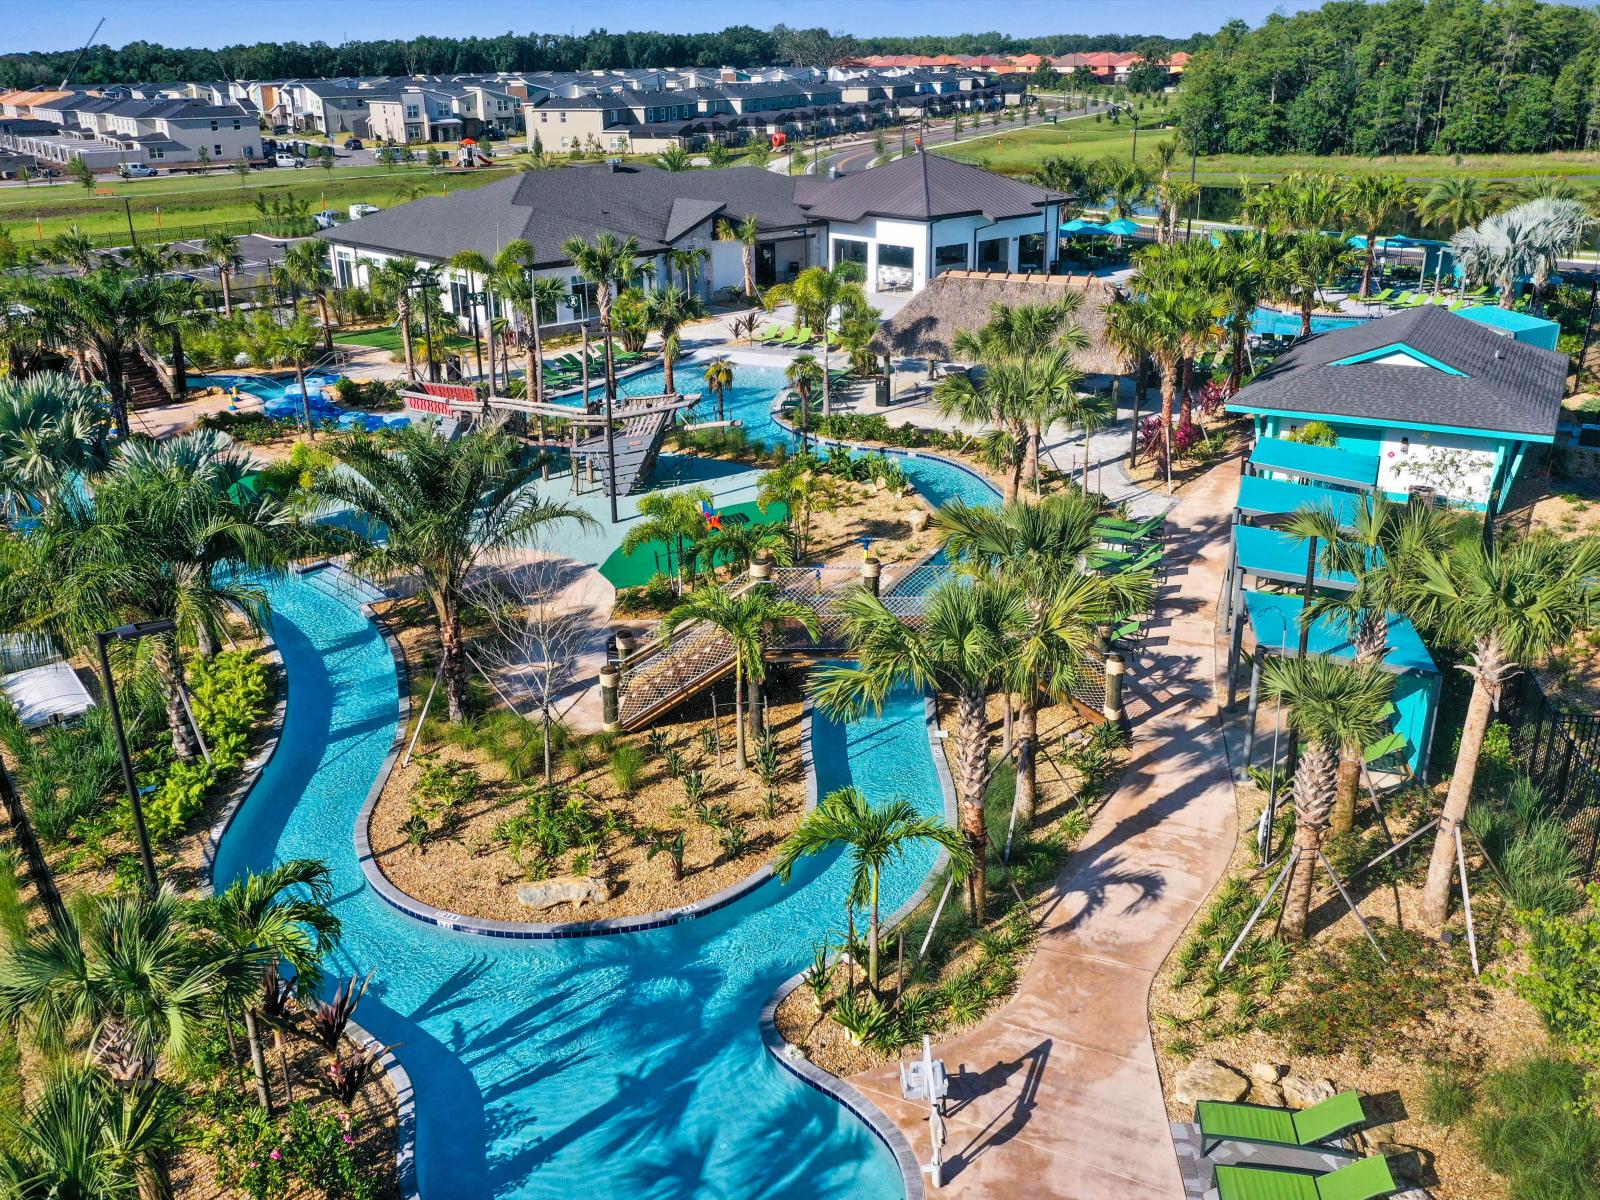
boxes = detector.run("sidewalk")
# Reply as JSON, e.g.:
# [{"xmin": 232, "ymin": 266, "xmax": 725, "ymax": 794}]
[{"xmin": 848, "ymin": 456, "xmax": 1242, "ymax": 1199}]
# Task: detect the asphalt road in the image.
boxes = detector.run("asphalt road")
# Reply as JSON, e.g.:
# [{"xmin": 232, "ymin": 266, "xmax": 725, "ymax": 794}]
[{"xmin": 809, "ymin": 100, "xmax": 1110, "ymax": 176}]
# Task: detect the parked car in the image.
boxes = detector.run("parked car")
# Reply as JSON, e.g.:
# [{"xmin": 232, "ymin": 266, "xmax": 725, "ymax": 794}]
[
  {"xmin": 274, "ymin": 152, "xmax": 303, "ymax": 169},
  {"xmin": 348, "ymin": 203, "xmax": 379, "ymax": 220},
  {"xmin": 118, "ymin": 163, "xmax": 159, "ymax": 178},
  {"xmin": 343, "ymin": 137, "xmax": 363, "ymax": 150},
  {"xmin": 313, "ymin": 209, "xmax": 342, "ymax": 230}
]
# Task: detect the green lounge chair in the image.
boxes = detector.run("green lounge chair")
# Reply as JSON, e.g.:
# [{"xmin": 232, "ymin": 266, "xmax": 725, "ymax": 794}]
[
  {"xmin": 1386, "ymin": 291, "xmax": 1413, "ymax": 307},
  {"xmin": 1110, "ymin": 619, "xmax": 1142, "ymax": 642},
  {"xmin": 1213, "ymin": 1155, "xmax": 1399, "ymax": 1200},
  {"xmin": 1363, "ymin": 731, "xmax": 1407, "ymax": 771},
  {"xmin": 1198, "ymin": 1090, "xmax": 1367, "ymax": 1156},
  {"xmin": 787, "ymin": 326, "xmax": 815, "ymax": 347},
  {"xmin": 1364, "ymin": 288, "xmax": 1394, "ymax": 305}
]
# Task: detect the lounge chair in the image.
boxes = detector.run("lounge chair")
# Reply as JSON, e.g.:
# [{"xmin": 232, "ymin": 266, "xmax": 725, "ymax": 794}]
[
  {"xmin": 1363, "ymin": 731, "xmax": 1408, "ymax": 773},
  {"xmin": 1198, "ymin": 1090, "xmax": 1367, "ymax": 1156},
  {"xmin": 787, "ymin": 326, "xmax": 815, "ymax": 348},
  {"xmin": 1213, "ymin": 1155, "xmax": 1400, "ymax": 1200},
  {"xmin": 1364, "ymin": 288, "xmax": 1394, "ymax": 305},
  {"xmin": 1386, "ymin": 291, "xmax": 1413, "ymax": 307},
  {"xmin": 756, "ymin": 324, "xmax": 782, "ymax": 343}
]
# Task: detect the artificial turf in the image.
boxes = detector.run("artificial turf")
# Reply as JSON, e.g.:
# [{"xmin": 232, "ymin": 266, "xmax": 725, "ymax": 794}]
[{"xmin": 599, "ymin": 500, "xmax": 787, "ymax": 589}]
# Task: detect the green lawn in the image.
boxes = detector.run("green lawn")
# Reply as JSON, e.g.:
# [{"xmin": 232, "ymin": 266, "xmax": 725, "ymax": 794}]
[
  {"xmin": 935, "ymin": 122, "xmax": 1173, "ymax": 175},
  {"xmin": 334, "ymin": 326, "xmax": 473, "ymax": 354},
  {"xmin": 600, "ymin": 500, "xmax": 787, "ymax": 589}
]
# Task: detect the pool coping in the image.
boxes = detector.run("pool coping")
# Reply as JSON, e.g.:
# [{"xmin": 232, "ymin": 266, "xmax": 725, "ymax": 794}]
[
  {"xmin": 201, "ymin": 599, "xmax": 418, "ymax": 1200},
  {"xmin": 353, "ymin": 663, "xmax": 825, "ymax": 939},
  {"xmin": 756, "ymin": 692, "xmax": 957, "ymax": 1200}
]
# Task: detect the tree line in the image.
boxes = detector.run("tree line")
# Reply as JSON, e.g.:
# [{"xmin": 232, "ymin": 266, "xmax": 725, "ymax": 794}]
[
  {"xmin": 0, "ymin": 26, "xmax": 1204, "ymax": 89},
  {"xmin": 1177, "ymin": 0, "xmax": 1600, "ymax": 157}
]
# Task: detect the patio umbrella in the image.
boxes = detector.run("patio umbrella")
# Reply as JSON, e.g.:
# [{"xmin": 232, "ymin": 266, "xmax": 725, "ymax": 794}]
[
  {"xmin": 1059, "ymin": 218, "xmax": 1107, "ymax": 234},
  {"xmin": 1101, "ymin": 218, "xmax": 1141, "ymax": 236}
]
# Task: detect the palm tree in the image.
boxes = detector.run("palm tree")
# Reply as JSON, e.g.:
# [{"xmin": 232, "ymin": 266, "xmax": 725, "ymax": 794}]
[
  {"xmin": 765, "ymin": 262, "xmax": 871, "ymax": 418},
  {"xmin": 0, "ymin": 886, "xmax": 226, "ymax": 1081},
  {"xmin": 666, "ymin": 246, "xmax": 710, "ymax": 296},
  {"xmin": 195, "ymin": 859, "xmax": 340, "ymax": 1113},
  {"xmin": 1452, "ymin": 199, "xmax": 1595, "ymax": 311},
  {"xmin": 0, "ymin": 371, "xmax": 111, "ymax": 519},
  {"xmin": 620, "ymin": 485, "xmax": 713, "ymax": 589},
  {"xmin": 1341, "ymin": 175, "xmax": 1415, "ymax": 297},
  {"xmin": 46, "ymin": 226, "xmax": 98, "ymax": 275},
  {"xmin": 693, "ymin": 520, "xmax": 793, "ymax": 579},
  {"xmin": 239, "ymin": 314, "xmax": 325, "ymax": 435},
  {"xmin": 1277, "ymin": 233, "xmax": 1359, "ymax": 337},
  {"xmin": 702, "ymin": 356, "xmax": 735, "ymax": 422},
  {"xmin": 644, "ymin": 286, "xmax": 707, "ymax": 394},
  {"xmin": 367, "ymin": 256, "xmax": 427, "ymax": 384},
  {"xmin": 717, "ymin": 214, "xmax": 760, "ymax": 300},
  {"xmin": 1105, "ymin": 287, "xmax": 1213, "ymax": 484},
  {"xmin": 660, "ymin": 584, "xmax": 820, "ymax": 770},
  {"xmin": 1416, "ymin": 177, "xmax": 1497, "ymax": 234},
  {"xmin": 1260, "ymin": 657, "xmax": 1394, "ymax": 940},
  {"xmin": 812, "ymin": 578, "xmax": 1028, "ymax": 919},
  {"xmin": 1284, "ymin": 495, "xmax": 1470, "ymax": 835},
  {"xmin": 1208, "ymin": 232, "xmax": 1275, "ymax": 392},
  {"xmin": 449, "ymin": 249, "xmax": 497, "ymax": 387},
  {"xmin": 562, "ymin": 232, "xmax": 642, "ymax": 398},
  {"xmin": 936, "ymin": 496, "xmax": 1152, "ymax": 827},
  {"xmin": 1405, "ymin": 533, "xmax": 1600, "ymax": 933},
  {"xmin": 199, "ymin": 231, "xmax": 244, "ymax": 316},
  {"xmin": 23, "ymin": 270, "xmax": 173, "ymax": 438},
  {"xmin": 654, "ymin": 145, "xmax": 693, "ymax": 172},
  {"xmin": 492, "ymin": 239, "xmax": 552, "ymax": 404},
  {"xmin": 0, "ymin": 1068, "xmax": 182, "ymax": 1200},
  {"xmin": 306, "ymin": 425, "xmax": 596, "ymax": 722},
  {"xmin": 276, "ymin": 240, "xmax": 336, "ymax": 351},
  {"xmin": 775, "ymin": 786, "xmax": 969, "ymax": 992},
  {"xmin": 785, "ymin": 353, "xmax": 824, "ymax": 451}
]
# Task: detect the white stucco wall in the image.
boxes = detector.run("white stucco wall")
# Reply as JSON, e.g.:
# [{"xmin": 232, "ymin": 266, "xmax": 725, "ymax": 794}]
[
  {"xmin": 818, "ymin": 204, "xmax": 1060, "ymax": 295},
  {"xmin": 1377, "ymin": 427, "xmax": 1499, "ymax": 507}
]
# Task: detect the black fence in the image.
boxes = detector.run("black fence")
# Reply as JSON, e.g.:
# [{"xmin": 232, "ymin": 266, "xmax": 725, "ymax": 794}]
[
  {"xmin": 1501, "ymin": 672, "xmax": 1600, "ymax": 880},
  {"xmin": 25, "ymin": 216, "xmax": 315, "ymax": 252}
]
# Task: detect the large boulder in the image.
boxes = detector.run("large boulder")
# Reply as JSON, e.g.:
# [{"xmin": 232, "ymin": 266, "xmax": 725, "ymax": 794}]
[
  {"xmin": 516, "ymin": 876, "xmax": 609, "ymax": 912},
  {"xmin": 1281, "ymin": 1074, "xmax": 1338, "ymax": 1109},
  {"xmin": 1173, "ymin": 1059, "xmax": 1250, "ymax": 1111},
  {"xmin": 1249, "ymin": 1062, "xmax": 1286, "ymax": 1086}
]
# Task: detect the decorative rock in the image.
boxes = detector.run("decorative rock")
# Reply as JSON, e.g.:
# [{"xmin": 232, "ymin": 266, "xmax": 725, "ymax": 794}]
[
  {"xmin": 1250, "ymin": 1082, "xmax": 1285, "ymax": 1108},
  {"xmin": 515, "ymin": 876, "xmax": 608, "ymax": 912},
  {"xmin": 1281, "ymin": 1074, "xmax": 1337, "ymax": 1109},
  {"xmin": 1173, "ymin": 1059, "xmax": 1250, "ymax": 1111},
  {"xmin": 1249, "ymin": 1062, "xmax": 1286, "ymax": 1086},
  {"xmin": 908, "ymin": 508, "xmax": 931, "ymax": 533}
]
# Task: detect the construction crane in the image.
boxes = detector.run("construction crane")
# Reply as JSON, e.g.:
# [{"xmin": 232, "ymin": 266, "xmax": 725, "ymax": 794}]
[{"xmin": 59, "ymin": 17, "xmax": 106, "ymax": 90}]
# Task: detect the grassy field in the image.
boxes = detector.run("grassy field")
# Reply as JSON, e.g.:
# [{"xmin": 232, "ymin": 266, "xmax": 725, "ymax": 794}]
[
  {"xmin": 334, "ymin": 326, "xmax": 472, "ymax": 354},
  {"xmin": 936, "ymin": 121, "xmax": 1600, "ymax": 188}
]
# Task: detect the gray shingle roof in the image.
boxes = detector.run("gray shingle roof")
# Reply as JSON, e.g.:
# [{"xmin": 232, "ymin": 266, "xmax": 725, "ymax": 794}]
[
  {"xmin": 794, "ymin": 151, "xmax": 1063, "ymax": 222},
  {"xmin": 1227, "ymin": 306, "xmax": 1566, "ymax": 438},
  {"xmin": 318, "ymin": 163, "xmax": 809, "ymax": 266}
]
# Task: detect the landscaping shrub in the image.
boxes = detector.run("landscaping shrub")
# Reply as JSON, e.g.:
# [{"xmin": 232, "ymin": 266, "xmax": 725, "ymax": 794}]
[
  {"xmin": 493, "ymin": 785, "xmax": 607, "ymax": 879},
  {"xmin": 1516, "ymin": 883, "xmax": 1600, "ymax": 1062},
  {"xmin": 332, "ymin": 377, "xmax": 402, "ymax": 411},
  {"xmin": 609, "ymin": 744, "xmax": 646, "ymax": 796},
  {"xmin": 188, "ymin": 650, "xmax": 271, "ymax": 769},
  {"xmin": 1470, "ymin": 1054, "xmax": 1600, "ymax": 1200},
  {"xmin": 1422, "ymin": 1063, "xmax": 1476, "ymax": 1126},
  {"xmin": 0, "ymin": 849, "xmax": 26, "ymax": 947},
  {"xmin": 403, "ymin": 758, "xmax": 480, "ymax": 850},
  {"xmin": 0, "ymin": 703, "xmax": 126, "ymax": 845},
  {"xmin": 200, "ymin": 410, "xmax": 283, "ymax": 445}
]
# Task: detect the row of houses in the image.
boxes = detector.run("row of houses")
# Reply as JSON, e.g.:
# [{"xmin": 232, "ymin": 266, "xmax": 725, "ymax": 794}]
[
  {"xmin": 849, "ymin": 50, "xmax": 1190, "ymax": 84},
  {"xmin": 0, "ymin": 89, "xmax": 260, "ymax": 169},
  {"xmin": 317, "ymin": 151, "xmax": 1070, "ymax": 336}
]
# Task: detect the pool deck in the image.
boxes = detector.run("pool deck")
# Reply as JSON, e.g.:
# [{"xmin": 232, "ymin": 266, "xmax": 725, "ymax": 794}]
[{"xmin": 847, "ymin": 456, "xmax": 1242, "ymax": 1199}]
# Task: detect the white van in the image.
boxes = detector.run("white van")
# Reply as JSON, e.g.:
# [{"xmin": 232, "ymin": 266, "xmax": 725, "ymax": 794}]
[{"xmin": 274, "ymin": 152, "xmax": 302, "ymax": 168}]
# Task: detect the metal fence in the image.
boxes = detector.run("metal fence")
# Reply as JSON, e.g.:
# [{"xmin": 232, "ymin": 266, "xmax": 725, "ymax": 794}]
[
  {"xmin": 24, "ymin": 215, "xmax": 315, "ymax": 251},
  {"xmin": 1500, "ymin": 672, "xmax": 1600, "ymax": 879}
]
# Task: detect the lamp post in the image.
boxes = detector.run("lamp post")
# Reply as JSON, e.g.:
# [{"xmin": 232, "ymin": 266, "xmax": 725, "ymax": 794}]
[
  {"xmin": 95, "ymin": 619, "xmax": 177, "ymax": 896},
  {"xmin": 411, "ymin": 271, "xmax": 439, "ymax": 383},
  {"xmin": 601, "ymin": 320, "xmax": 619, "ymax": 525},
  {"xmin": 465, "ymin": 287, "xmax": 486, "ymax": 383}
]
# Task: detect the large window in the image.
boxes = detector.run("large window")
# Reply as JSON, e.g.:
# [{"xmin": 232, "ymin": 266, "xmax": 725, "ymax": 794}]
[
  {"xmin": 977, "ymin": 237, "xmax": 1008, "ymax": 271},
  {"xmin": 833, "ymin": 238, "xmax": 867, "ymax": 268},
  {"xmin": 1018, "ymin": 233, "xmax": 1045, "ymax": 272},
  {"xmin": 876, "ymin": 244, "xmax": 914, "ymax": 292},
  {"xmin": 933, "ymin": 243, "xmax": 968, "ymax": 273}
]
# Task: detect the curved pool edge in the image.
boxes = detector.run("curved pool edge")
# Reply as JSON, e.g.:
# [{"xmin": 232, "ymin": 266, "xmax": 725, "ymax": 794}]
[
  {"xmin": 355, "ymin": 670, "xmax": 825, "ymax": 939},
  {"xmin": 756, "ymin": 693, "xmax": 959, "ymax": 1200},
  {"xmin": 345, "ymin": 1015, "xmax": 418, "ymax": 1200},
  {"xmin": 201, "ymin": 638, "xmax": 289, "ymax": 879}
]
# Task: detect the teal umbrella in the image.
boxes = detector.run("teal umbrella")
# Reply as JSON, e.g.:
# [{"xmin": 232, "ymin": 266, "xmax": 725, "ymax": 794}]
[
  {"xmin": 1101, "ymin": 218, "xmax": 1142, "ymax": 236},
  {"xmin": 1059, "ymin": 218, "xmax": 1107, "ymax": 234}
]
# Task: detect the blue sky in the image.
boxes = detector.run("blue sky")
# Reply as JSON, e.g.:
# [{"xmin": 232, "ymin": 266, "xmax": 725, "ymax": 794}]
[{"xmin": 17, "ymin": 1, "xmax": 1327, "ymax": 53}]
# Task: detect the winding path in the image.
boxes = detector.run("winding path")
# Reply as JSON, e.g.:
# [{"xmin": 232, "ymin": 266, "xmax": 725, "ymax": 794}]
[{"xmin": 849, "ymin": 459, "xmax": 1242, "ymax": 1198}]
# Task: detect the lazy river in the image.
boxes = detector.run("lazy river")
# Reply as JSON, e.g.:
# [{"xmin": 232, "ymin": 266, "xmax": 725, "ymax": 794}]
[{"xmin": 212, "ymin": 375, "xmax": 1001, "ymax": 1200}]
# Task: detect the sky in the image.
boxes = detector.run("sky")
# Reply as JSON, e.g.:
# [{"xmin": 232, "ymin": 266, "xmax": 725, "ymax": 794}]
[{"xmin": 12, "ymin": 0, "xmax": 1330, "ymax": 54}]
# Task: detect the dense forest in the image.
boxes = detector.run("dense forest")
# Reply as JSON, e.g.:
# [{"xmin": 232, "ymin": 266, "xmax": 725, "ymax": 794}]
[
  {"xmin": 1176, "ymin": 0, "xmax": 1600, "ymax": 156},
  {"xmin": 0, "ymin": 26, "xmax": 1200, "ymax": 89}
]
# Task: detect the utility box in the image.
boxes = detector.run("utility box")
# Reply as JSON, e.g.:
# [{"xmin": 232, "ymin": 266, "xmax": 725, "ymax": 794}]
[{"xmin": 872, "ymin": 375, "xmax": 890, "ymax": 407}]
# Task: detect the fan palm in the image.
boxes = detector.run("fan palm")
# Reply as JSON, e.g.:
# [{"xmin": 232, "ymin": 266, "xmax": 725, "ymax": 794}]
[
  {"xmin": 562, "ymin": 232, "xmax": 641, "ymax": 396},
  {"xmin": 812, "ymin": 578, "xmax": 1028, "ymax": 918},
  {"xmin": 717, "ymin": 214, "xmax": 760, "ymax": 300},
  {"xmin": 45, "ymin": 226, "xmax": 98, "ymax": 275},
  {"xmin": 194, "ymin": 859, "xmax": 340, "ymax": 1112},
  {"xmin": 666, "ymin": 246, "xmax": 709, "ymax": 295},
  {"xmin": 1277, "ymin": 233, "xmax": 1360, "ymax": 337},
  {"xmin": 0, "ymin": 1068, "xmax": 183, "ymax": 1200},
  {"xmin": 0, "ymin": 371, "xmax": 111, "ymax": 520},
  {"xmin": 0, "ymin": 886, "xmax": 228, "ymax": 1081},
  {"xmin": 305, "ymin": 425, "xmax": 596, "ymax": 722},
  {"xmin": 775, "ymin": 786, "xmax": 969, "ymax": 992},
  {"xmin": 1261, "ymin": 656, "xmax": 1394, "ymax": 940},
  {"xmin": 276, "ymin": 240, "xmax": 336, "ymax": 351},
  {"xmin": 644, "ymin": 287, "xmax": 706, "ymax": 395},
  {"xmin": 1405, "ymin": 533, "xmax": 1600, "ymax": 933},
  {"xmin": 199, "ymin": 231, "xmax": 244, "ymax": 317},
  {"xmin": 692, "ymin": 519, "xmax": 793, "ymax": 579},
  {"xmin": 659, "ymin": 583, "xmax": 820, "ymax": 770},
  {"xmin": 366, "ymin": 256, "xmax": 427, "ymax": 384},
  {"xmin": 702, "ymin": 356, "xmax": 735, "ymax": 422}
]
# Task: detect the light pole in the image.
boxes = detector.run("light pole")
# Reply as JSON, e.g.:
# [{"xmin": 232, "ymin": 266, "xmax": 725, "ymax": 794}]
[
  {"xmin": 96, "ymin": 620, "xmax": 177, "ymax": 896},
  {"xmin": 600, "ymin": 320, "xmax": 619, "ymax": 525},
  {"xmin": 411, "ymin": 271, "xmax": 439, "ymax": 383},
  {"xmin": 1252, "ymin": 606, "xmax": 1291, "ymax": 866}
]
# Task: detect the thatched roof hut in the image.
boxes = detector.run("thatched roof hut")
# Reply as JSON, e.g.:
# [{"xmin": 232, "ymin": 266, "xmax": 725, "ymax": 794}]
[{"xmin": 871, "ymin": 270, "xmax": 1131, "ymax": 376}]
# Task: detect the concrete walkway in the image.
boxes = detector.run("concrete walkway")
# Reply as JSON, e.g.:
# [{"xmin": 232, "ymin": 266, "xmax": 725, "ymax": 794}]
[{"xmin": 848, "ymin": 456, "xmax": 1243, "ymax": 1199}]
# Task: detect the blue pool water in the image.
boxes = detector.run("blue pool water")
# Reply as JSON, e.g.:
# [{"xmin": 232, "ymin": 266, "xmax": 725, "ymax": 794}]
[
  {"xmin": 1250, "ymin": 306, "xmax": 1366, "ymax": 338},
  {"xmin": 214, "ymin": 584, "xmax": 937, "ymax": 1199},
  {"xmin": 189, "ymin": 373, "xmax": 413, "ymax": 432},
  {"xmin": 212, "ymin": 365, "xmax": 1003, "ymax": 1199}
]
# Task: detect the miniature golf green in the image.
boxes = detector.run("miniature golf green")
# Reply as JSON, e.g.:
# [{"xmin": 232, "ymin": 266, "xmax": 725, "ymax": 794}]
[
  {"xmin": 599, "ymin": 500, "xmax": 787, "ymax": 588},
  {"xmin": 334, "ymin": 326, "xmax": 474, "ymax": 355}
]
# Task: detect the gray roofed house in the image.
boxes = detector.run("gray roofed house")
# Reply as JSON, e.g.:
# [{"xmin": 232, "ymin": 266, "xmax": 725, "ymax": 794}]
[{"xmin": 795, "ymin": 151, "xmax": 1065, "ymax": 222}]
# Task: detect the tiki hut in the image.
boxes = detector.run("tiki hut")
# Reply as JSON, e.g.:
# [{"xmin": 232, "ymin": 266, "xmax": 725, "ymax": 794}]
[{"xmin": 871, "ymin": 270, "xmax": 1131, "ymax": 377}]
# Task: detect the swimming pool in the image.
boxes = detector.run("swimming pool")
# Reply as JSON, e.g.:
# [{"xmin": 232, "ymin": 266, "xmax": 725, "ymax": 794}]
[
  {"xmin": 189, "ymin": 373, "xmax": 413, "ymax": 432},
  {"xmin": 1250, "ymin": 307, "xmax": 1366, "ymax": 338}
]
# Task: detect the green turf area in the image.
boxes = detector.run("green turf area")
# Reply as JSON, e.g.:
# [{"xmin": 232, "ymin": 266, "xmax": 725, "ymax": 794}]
[
  {"xmin": 600, "ymin": 500, "xmax": 787, "ymax": 589},
  {"xmin": 935, "ymin": 122, "xmax": 1172, "ymax": 175},
  {"xmin": 334, "ymin": 326, "xmax": 473, "ymax": 355}
]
